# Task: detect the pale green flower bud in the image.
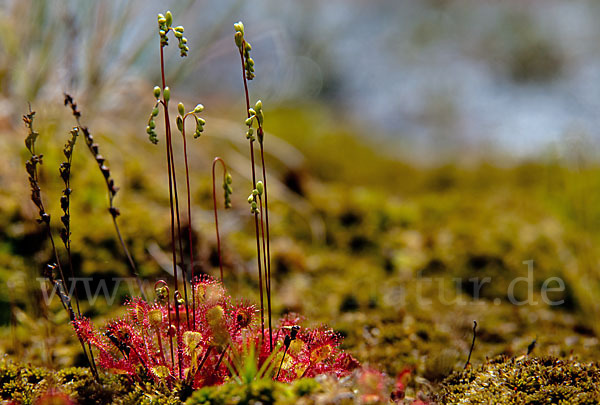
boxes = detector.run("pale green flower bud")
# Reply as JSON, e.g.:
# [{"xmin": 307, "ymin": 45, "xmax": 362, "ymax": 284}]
[
  {"xmin": 256, "ymin": 181, "xmax": 264, "ymax": 195},
  {"xmin": 165, "ymin": 11, "xmax": 173, "ymax": 27},
  {"xmin": 234, "ymin": 21, "xmax": 244, "ymax": 34},
  {"xmin": 163, "ymin": 87, "xmax": 170, "ymax": 102},
  {"xmin": 153, "ymin": 86, "xmax": 161, "ymax": 98},
  {"xmin": 234, "ymin": 32, "xmax": 243, "ymax": 48},
  {"xmin": 193, "ymin": 104, "xmax": 204, "ymax": 113},
  {"xmin": 178, "ymin": 102, "xmax": 185, "ymax": 116},
  {"xmin": 255, "ymin": 100, "xmax": 262, "ymax": 110}
]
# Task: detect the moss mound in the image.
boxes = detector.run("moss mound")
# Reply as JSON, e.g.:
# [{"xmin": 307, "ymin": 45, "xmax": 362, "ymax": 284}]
[
  {"xmin": 0, "ymin": 359, "xmax": 180, "ymax": 404},
  {"xmin": 439, "ymin": 356, "xmax": 600, "ymax": 404}
]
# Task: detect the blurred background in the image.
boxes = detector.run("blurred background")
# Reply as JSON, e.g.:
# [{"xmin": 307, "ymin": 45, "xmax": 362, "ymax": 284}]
[{"xmin": 1, "ymin": 0, "xmax": 600, "ymax": 385}]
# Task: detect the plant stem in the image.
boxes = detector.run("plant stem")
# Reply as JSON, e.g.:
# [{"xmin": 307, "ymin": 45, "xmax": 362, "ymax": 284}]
[
  {"xmin": 181, "ymin": 117, "xmax": 195, "ymax": 329},
  {"xmin": 239, "ymin": 42, "xmax": 265, "ymax": 336},
  {"xmin": 155, "ymin": 327, "xmax": 167, "ymax": 366},
  {"xmin": 212, "ymin": 157, "xmax": 227, "ymax": 282},
  {"xmin": 214, "ymin": 344, "xmax": 229, "ymax": 372},
  {"xmin": 465, "ymin": 320, "xmax": 478, "ymax": 369},
  {"xmin": 257, "ymin": 195, "xmax": 271, "ymax": 351},
  {"xmin": 257, "ymin": 134, "xmax": 273, "ymax": 352},
  {"xmin": 64, "ymin": 96, "xmax": 146, "ymax": 299},
  {"xmin": 276, "ymin": 344, "xmax": 289, "ymax": 381},
  {"xmin": 159, "ymin": 44, "xmax": 187, "ymax": 370},
  {"xmin": 31, "ymin": 138, "xmax": 97, "ymax": 379}
]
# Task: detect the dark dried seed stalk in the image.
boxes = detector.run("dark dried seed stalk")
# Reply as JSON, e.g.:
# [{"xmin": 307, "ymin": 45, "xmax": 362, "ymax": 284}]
[
  {"xmin": 59, "ymin": 127, "xmax": 82, "ymax": 317},
  {"xmin": 64, "ymin": 94, "xmax": 145, "ymax": 299},
  {"xmin": 465, "ymin": 320, "xmax": 477, "ymax": 369},
  {"xmin": 24, "ymin": 107, "xmax": 98, "ymax": 380}
]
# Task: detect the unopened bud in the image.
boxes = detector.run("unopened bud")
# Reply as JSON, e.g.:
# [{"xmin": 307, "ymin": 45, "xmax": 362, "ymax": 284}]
[
  {"xmin": 234, "ymin": 21, "xmax": 244, "ymax": 34},
  {"xmin": 153, "ymin": 86, "xmax": 161, "ymax": 98},
  {"xmin": 178, "ymin": 102, "xmax": 185, "ymax": 116},
  {"xmin": 234, "ymin": 32, "xmax": 243, "ymax": 48}
]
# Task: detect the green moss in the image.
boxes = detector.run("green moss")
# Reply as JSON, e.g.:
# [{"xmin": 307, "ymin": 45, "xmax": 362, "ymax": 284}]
[
  {"xmin": 439, "ymin": 356, "xmax": 600, "ymax": 404},
  {"xmin": 186, "ymin": 378, "xmax": 321, "ymax": 405},
  {"xmin": 0, "ymin": 361, "xmax": 180, "ymax": 404}
]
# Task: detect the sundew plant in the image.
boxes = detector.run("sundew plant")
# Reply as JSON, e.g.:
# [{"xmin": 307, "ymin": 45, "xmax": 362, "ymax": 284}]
[{"xmin": 23, "ymin": 10, "xmax": 374, "ymax": 402}]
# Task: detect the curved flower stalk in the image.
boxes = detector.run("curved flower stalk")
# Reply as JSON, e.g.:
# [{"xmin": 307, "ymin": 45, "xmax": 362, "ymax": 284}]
[{"xmin": 74, "ymin": 276, "xmax": 360, "ymax": 390}]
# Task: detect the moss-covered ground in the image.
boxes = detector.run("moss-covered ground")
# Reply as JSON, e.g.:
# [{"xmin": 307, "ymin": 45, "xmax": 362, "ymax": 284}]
[{"xmin": 1, "ymin": 105, "xmax": 599, "ymax": 403}]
